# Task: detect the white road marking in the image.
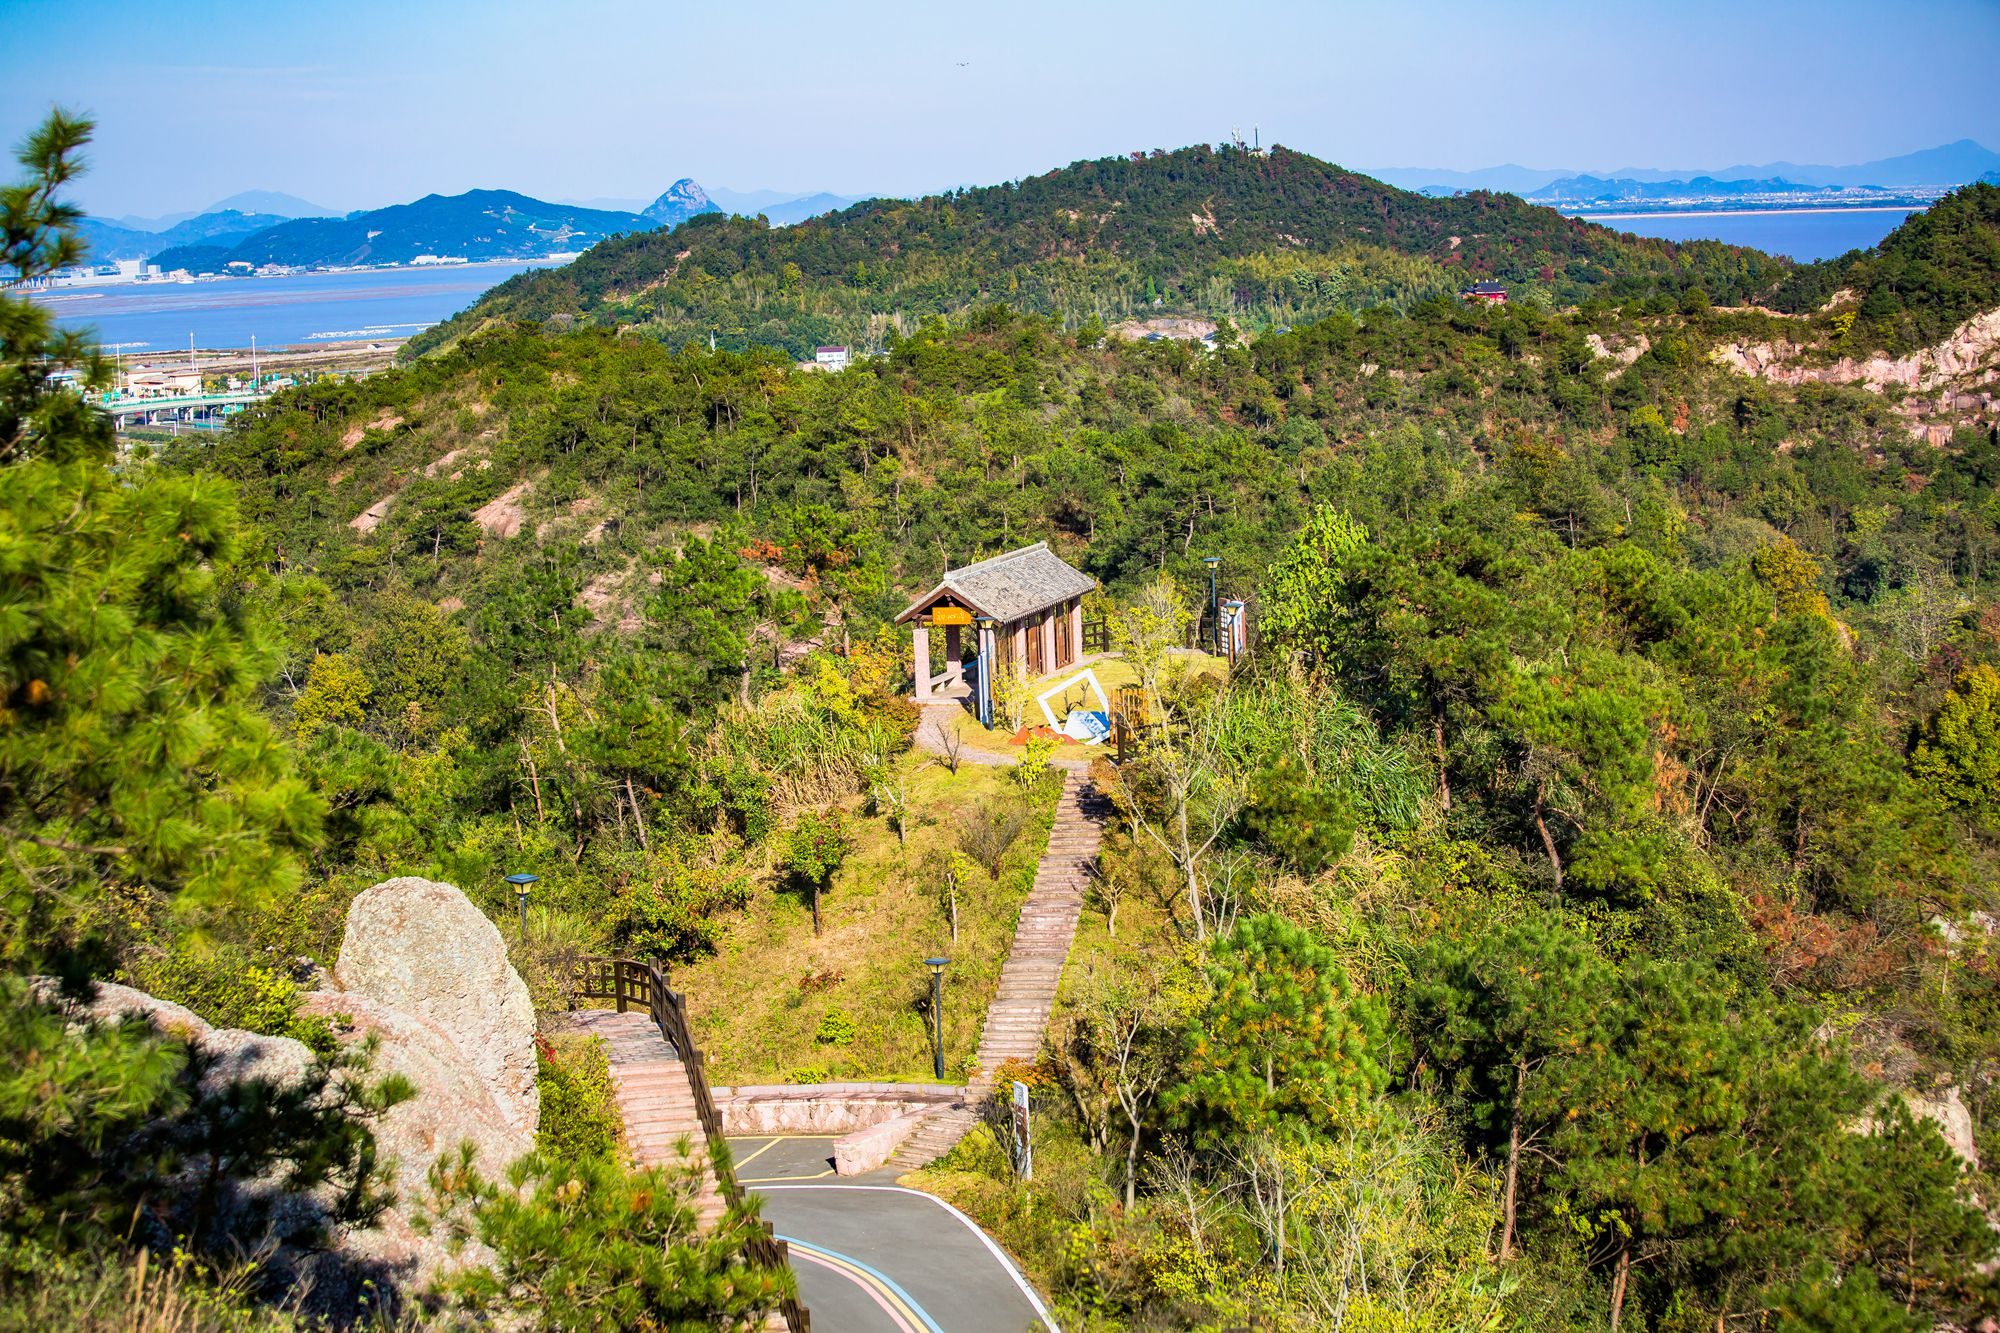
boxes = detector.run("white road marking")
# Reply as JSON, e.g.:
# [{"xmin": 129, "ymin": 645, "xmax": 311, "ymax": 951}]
[{"xmin": 757, "ymin": 1183, "xmax": 1060, "ymax": 1332}]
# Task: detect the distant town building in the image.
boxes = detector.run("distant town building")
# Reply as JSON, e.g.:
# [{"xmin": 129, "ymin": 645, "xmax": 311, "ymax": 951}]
[
  {"xmin": 1461, "ymin": 280, "xmax": 1509, "ymax": 304},
  {"xmin": 814, "ymin": 345, "xmax": 850, "ymax": 371},
  {"xmin": 124, "ymin": 367, "xmax": 202, "ymax": 398}
]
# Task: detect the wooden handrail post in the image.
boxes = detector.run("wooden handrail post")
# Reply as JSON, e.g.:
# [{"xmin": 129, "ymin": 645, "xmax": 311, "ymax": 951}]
[{"xmin": 567, "ymin": 956, "xmax": 810, "ymax": 1331}]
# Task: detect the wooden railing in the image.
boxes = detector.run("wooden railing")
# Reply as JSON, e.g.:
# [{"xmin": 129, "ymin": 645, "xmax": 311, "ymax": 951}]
[
  {"xmin": 574, "ymin": 956, "xmax": 811, "ymax": 1333},
  {"xmin": 1082, "ymin": 618, "xmax": 1110, "ymax": 655}
]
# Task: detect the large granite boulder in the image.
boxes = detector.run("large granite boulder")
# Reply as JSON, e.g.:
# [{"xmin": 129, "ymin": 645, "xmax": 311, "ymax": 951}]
[
  {"xmin": 297, "ymin": 989, "xmax": 532, "ymax": 1205},
  {"xmin": 334, "ymin": 876, "xmax": 539, "ymax": 1132}
]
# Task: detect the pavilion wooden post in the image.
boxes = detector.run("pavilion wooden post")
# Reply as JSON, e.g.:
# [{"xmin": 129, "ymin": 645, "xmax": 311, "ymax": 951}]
[
  {"xmin": 944, "ymin": 623, "xmax": 963, "ymax": 689},
  {"xmin": 912, "ymin": 621, "xmax": 932, "ymax": 699}
]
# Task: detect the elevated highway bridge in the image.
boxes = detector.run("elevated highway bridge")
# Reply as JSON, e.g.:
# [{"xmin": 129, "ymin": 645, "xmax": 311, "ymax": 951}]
[{"xmin": 107, "ymin": 390, "xmax": 272, "ymax": 428}]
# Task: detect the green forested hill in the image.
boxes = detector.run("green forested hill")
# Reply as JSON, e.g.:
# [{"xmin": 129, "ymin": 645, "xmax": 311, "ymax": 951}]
[
  {"xmin": 409, "ymin": 144, "xmax": 1788, "ymax": 357},
  {"xmin": 1771, "ymin": 181, "xmax": 2000, "ymax": 351},
  {"xmin": 27, "ymin": 103, "xmax": 2000, "ymax": 1326},
  {"xmin": 170, "ymin": 294, "xmax": 2000, "ymax": 1328}
]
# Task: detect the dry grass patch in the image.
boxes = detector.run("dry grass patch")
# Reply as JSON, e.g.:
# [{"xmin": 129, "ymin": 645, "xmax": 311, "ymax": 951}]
[{"xmin": 676, "ymin": 758, "xmax": 1058, "ymax": 1084}]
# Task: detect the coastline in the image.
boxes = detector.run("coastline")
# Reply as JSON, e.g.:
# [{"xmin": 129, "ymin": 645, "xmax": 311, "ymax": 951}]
[{"xmin": 40, "ymin": 253, "xmax": 573, "ymax": 292}]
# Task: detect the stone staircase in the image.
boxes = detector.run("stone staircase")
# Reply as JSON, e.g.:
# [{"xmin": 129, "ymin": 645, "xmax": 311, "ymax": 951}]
[
  {"xmin": 564, "ymin": 1009, "xmax": 726, "ymax": 1225},
  {"xmin": 887, "ymin": 769, "xmax": 1109, "ymax": 1170},
  {"xmin": 564, "ymin": 985, "xmax": 807, "ymax": 1331}
]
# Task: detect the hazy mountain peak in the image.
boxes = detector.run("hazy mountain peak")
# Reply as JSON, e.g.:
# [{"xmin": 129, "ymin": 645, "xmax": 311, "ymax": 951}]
[
  {"xmin": 641, "ymin": 180, "xmax": 720, "ymax": 227},
  {"xmin": 203, "ymin": 189, "xmax": 335, "ymax": 219}
]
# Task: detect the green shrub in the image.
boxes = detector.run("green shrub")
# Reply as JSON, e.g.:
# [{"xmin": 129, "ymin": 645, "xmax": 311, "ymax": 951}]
[
  {"xmin": 534, "ymin": 1032, "xmax": 621, "ymax": 1165},
  {"xmin": 1008, "ymin": 735, "xmax": 1061, "ymax": 799},
  {"xmin": 130, "ymin": 951, "xmax": 340, "ymax": 1058},
  {"xmin": 814, "ymin": 1007, "xmax": 857, "ymax": 1046},
  {"xmin": 425, "ymin": 1146, "xmax": 797, "ymax": 1330}
]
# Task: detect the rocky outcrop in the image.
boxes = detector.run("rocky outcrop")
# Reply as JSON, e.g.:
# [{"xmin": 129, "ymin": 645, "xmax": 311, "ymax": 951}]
[
  {"xmin": 31, "ymin": 978, "xmax": 316, "ymax": 1098},
  {"xmin": 298, "ymin": 989, "xmax": 533, "ymax": 1204},
  {"xmin": 471, "ymin": 480, "xmax": 534, "ymax": 539},
  {"xmin": 1586, "ymin": 331, "xmax": 1649, "ymax": 371},
  {"xmin": 1907, "ymin": 1085, "xmax": 1982, "ymax": 1172},
  {"xmin": 40, "ymin": 877, "xmax": 541, "ymax": 1307},
  {"xmin": 1713, "ymin": 306, "xmax": 2000, "ymax": 444},
  {"xmin": 335, "ymin": 876, "xmax": 539, "ymax": 1132}
]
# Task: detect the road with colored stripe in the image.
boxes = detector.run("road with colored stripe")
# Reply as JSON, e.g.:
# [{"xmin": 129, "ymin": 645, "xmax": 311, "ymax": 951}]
[{"xmin": 729, "ymin": 1135, "xmax": 1056, "ymax": 1332}]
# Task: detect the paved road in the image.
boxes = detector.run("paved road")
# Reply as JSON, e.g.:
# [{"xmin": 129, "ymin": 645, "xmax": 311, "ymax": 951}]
[{"xmin": 730, "ymin": 1136, "xmax": 1056, "ymax": 1333}]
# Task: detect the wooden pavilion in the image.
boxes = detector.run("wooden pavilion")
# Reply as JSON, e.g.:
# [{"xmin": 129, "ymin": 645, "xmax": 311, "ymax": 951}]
[{"xmin": 896, "ymin": 542, "xmax": 1097, "ymax": 700}]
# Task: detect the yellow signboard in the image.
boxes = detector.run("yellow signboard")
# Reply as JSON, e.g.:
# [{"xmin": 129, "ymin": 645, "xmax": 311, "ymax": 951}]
[{"xmin": 929, "ymin": 606, "xmax": 973, "ymax": 627}]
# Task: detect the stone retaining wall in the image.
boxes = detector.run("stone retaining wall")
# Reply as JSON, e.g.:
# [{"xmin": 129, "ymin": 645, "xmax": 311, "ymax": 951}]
[{"xmin": 713, "ymin": 1082, "xmax": 965, "ymax": 1137}]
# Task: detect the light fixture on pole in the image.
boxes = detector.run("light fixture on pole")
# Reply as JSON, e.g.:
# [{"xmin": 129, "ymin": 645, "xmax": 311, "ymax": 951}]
[
  {"xmin": 973, "ymin": 618, "xmax": 998, "ymax": 730},
  {"xmin": 1203, "ymin": 556, "xmax": 1222, "ymax": 656},
  {"xmin": 504, "ymin": 873, "xmax": 539, "ymax": 940},
  {"xmin": 925, "ymin": 957, "xmax": 950, "ymax": 1080}
]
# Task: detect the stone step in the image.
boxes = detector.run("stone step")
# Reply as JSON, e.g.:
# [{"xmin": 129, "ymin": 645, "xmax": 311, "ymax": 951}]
[{"xmin": 615, "ymin": 1090, "xmax": 702, "ymax": 1109}]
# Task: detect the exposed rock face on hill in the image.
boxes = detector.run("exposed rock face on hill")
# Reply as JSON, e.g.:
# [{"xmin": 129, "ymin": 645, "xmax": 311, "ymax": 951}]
[
  {"xmin": 1714, "ymin": 306, "xmax": 2000, "ymax": 443},
  {"xmin": 335, "ymin": 876, "xmax": 540, "ymax": 1133},
  {"xmin": 32, "ymin": 978, "xmax": 319, "ymax": 1097},
  {"xmin": 642, "ymin": 178, "xmax": 720, "ymax": 227},
  {"xmin": 1907, "ymin": 1086, "xmax": 1981, "ymax": 1171}
]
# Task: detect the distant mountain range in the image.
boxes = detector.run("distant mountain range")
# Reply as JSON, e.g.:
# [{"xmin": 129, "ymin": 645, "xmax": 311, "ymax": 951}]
[
  {"xmin": 79, "ymin": 178, "xmax": 866, "ymax": 271},
  {"xmin": 106, "ymin": 190, "xmax": 336, "ymax": 233},
  {"xmin": 410, "ymin": 142, "xmax": 1794, "ymax": 361},
  {"xmin": 96, "ymin": 139, "xmax": 1994, "ymax": 277},
  {"xmin": 79, "ymin": 209, "xmax": 300, "ymax": 262},
  {"xmin": 148, "ymin": 191, "xmax": 655, "ymax": 273},
  {"xmin": 1371, "ymin": 138, "xmax": 2000, "ymax": 197}
]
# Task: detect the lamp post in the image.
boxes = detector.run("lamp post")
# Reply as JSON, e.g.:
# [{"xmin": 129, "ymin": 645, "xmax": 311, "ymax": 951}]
[
  {"xmin": 504, "ymin": 873, "xmax": 538, "ymax": 940},
  {"xmin": 925, "ymin": 957, "xmax": 950, "ymax": 1080},
  {"xmin": 1203, "ymin": 556, "xmax": 1222, "ymax": 656},
  {"xmin": 973, "ymin": 617, "xmax": 998, "ymax": 730}
]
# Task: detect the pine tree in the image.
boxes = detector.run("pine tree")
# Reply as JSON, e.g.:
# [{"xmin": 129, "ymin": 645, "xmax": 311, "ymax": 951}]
[
  {"xmin": 2, "ymin": 112, "xmax": 320, "ymax": 966},
  {"xmin": 1171, "ymin": 912, "xmax": 1387, "ymax": 1139},
  {"xmin": 1407, "ymin": 906, "xmax": 1612, "ymax": 1260}
]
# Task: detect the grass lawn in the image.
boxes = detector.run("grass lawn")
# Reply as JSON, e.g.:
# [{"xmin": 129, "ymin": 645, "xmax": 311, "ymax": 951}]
[
  {"xmin": 675, "ymin": 755, "xmax": 1060, "ymax": 1085},
  {"xmin": 941, "ymin": 651, "xmax": 1230, "ymax": 765}
]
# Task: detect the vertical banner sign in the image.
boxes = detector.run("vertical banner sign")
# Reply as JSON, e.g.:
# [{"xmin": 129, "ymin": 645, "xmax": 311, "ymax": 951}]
[{"xmin": 1011, "ymin": 1080, "xmax": 1032, "ymax": 1180}]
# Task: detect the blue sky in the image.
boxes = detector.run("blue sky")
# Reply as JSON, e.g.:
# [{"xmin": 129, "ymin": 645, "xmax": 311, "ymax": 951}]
[{"xmin": 4, "ymin": 0, "xmax": 1996, "ymax": 216}]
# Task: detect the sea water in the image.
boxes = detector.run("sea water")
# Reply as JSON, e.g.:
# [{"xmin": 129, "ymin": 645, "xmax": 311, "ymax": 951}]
[
  {"xmin": 1578, "ymin": 208, "xmax": 1918, "ymax": 263},
  {"xmin": 30, "ymin": 260, "xmax": 564, "ymax": 353}
]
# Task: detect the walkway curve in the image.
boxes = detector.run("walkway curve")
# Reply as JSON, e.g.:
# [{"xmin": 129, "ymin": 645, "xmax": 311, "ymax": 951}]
[{"xmin": 756, "ymin": 1176, "xmax": 1056, "ymax": 1320}]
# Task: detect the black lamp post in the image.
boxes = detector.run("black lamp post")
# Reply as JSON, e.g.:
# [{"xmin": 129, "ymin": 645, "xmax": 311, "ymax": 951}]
[
  {"xmin": 1203, "ymin": 556, "xmax": 1222, "ymax": 655},
  {"xmin": 504, "ymin": 873, "xmax": 538, "ymax": 940},
  {"xmin": 973, "ymin": 618, "xmax": 998, "ymax": 729},
  {"xmin": 925, "ymin": 957, "xmax": 950, "ymax": 1080}
]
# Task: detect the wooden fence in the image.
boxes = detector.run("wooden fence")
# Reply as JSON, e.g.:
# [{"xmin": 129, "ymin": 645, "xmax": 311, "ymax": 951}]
[{"xmin": 574, "ymin": 956, "xmax": 811, "ymax": 1333}]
